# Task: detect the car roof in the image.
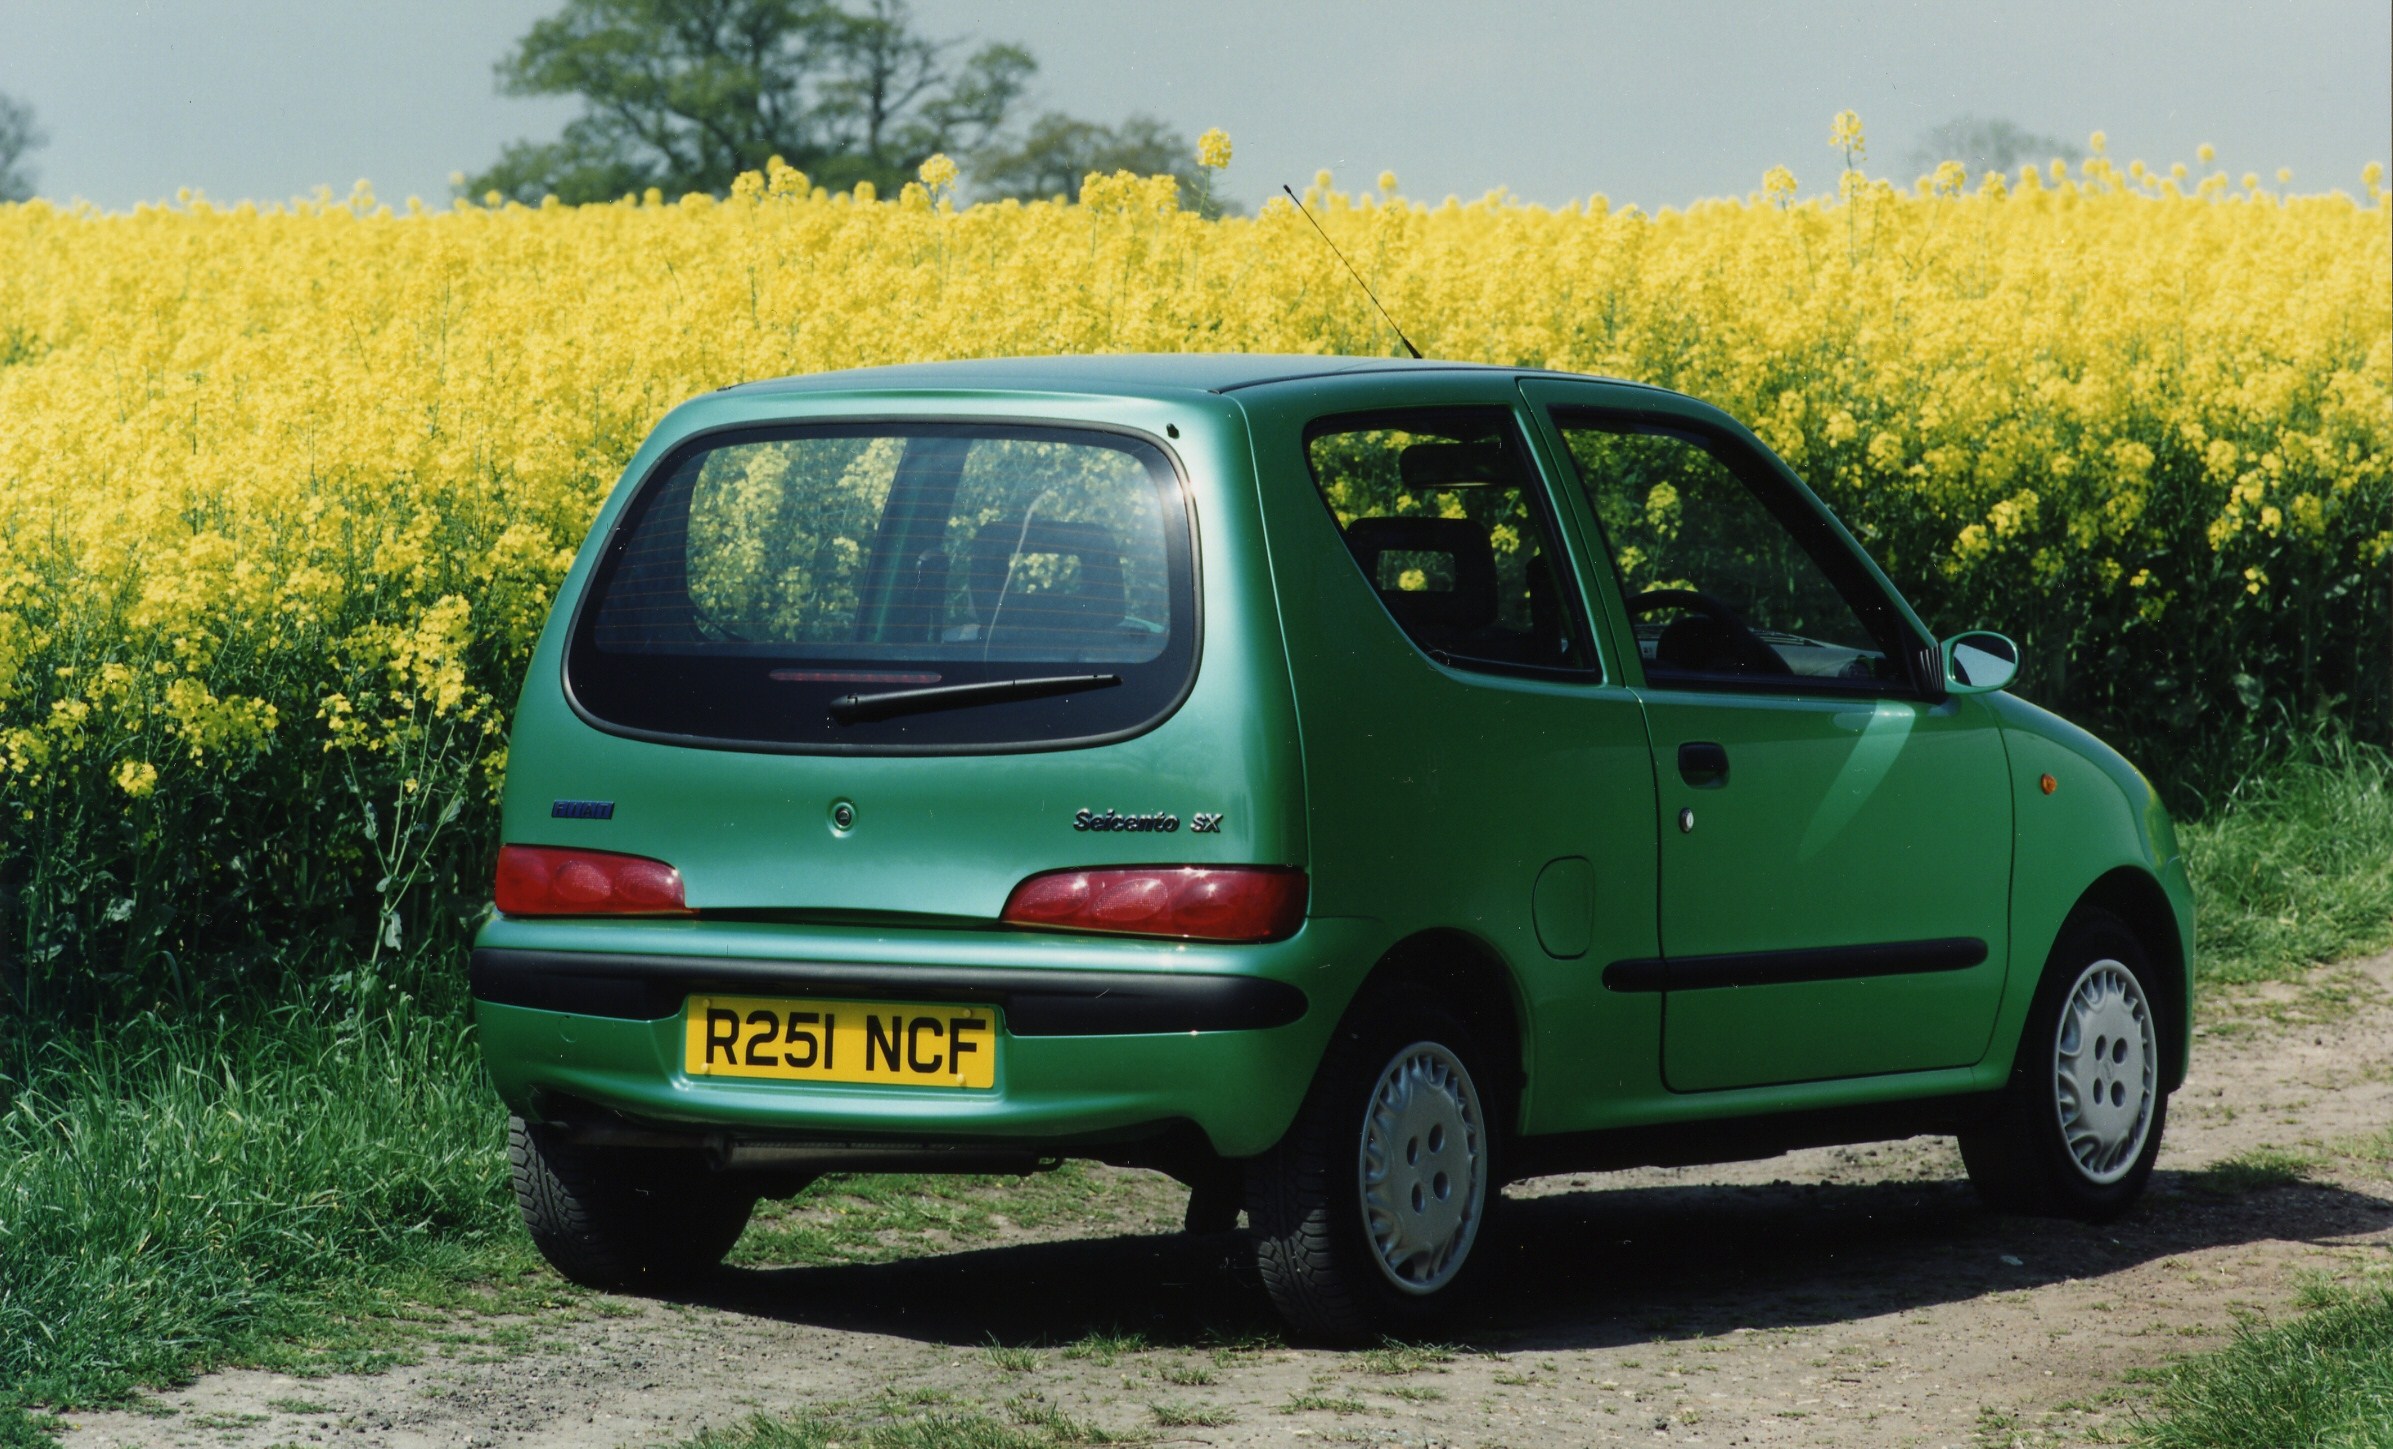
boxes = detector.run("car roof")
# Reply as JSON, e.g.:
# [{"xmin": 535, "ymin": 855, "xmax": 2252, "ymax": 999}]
[{"xmin": 718, "ymin": 352, "xmax": 1667, "ymax": 401}]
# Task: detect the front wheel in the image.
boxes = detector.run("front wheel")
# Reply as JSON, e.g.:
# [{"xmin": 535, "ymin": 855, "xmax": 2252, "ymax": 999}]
[
  {"xmin": 1959, "ymin": 912, "xmax": 2169, "ymax": 1221},
  {"xmin": 508, "ymin": 1116, "xmax": 757, "ymax": 1289},
  {"xmin": 1247, "ymin": 991, "xmax": 1501, "ymax": 1342}
]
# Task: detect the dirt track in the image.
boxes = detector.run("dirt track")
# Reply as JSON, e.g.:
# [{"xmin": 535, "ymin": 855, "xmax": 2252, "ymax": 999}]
[{"xmin": 62, "ymin": 953, "xmax": 2393, "ymax": 1449}]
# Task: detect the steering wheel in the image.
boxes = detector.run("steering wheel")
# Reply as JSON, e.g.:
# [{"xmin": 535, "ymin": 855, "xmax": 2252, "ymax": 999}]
[{"xmin": 1623, "ymin": 588, "xmax": 1790, "ymax": 677}]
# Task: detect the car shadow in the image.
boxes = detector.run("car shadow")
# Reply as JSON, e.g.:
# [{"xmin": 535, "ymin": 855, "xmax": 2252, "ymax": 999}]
[{"xmin": 670, "ymin": 1166, "xmax": 2393, "ymax": 1350}]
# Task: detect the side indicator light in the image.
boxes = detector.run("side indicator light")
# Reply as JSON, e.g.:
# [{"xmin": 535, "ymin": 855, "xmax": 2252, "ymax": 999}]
[
  {"xmin": 2039, "ymin": 773, "xmax": 2059, "ymax": 795},
  {"xmin": 495, "ymin": 845, "xmax": 694, "ymax": 916},
  {"xmin": 1001, "ymin": 866, "xmax": 1307, "ymax": 943}
]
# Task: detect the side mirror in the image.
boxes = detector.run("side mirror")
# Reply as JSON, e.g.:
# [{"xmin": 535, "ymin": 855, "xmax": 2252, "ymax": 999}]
[{"xmin": 1941, "ymin": 631, "xmax": 2020, "ymax": 695}]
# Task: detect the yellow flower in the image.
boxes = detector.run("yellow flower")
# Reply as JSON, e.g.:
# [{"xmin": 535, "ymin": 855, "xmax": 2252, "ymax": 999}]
[
  {"xmin": 114, "ymin": 759, "xmax": 158, "ymax": 799},
  {"xmin": 917, "ymin": 153, "xmax": 958, "ymax": 191},
  {"xmin": 1829, "ymin": 110, "xmax": 1866, "ymax": 160},
  {"xmin": 1762, "ymin": 165, "xmax": 1798, "ymax": 204},
  {"xmin": 2196, "ymin": 143, "xmax": 2216, "ymax": 166},
  {"xmin": 1377, "ymin": 170, "xmax": 1398, "ymax": 193},
  {"xmin": 1196, "ymin": 128, "xmax": 1232, "ymax": 170},
  {"xmin": 2366, "ymin": 161, "xmax": 2386, "ymax": 190},
  {"xmin": 2089, "ymin": 130, "xmax": 2108, "ymax": 155},
  {"xmin": 2276, "ymin": 166, "xmax": 2292, "ymax": 184}
]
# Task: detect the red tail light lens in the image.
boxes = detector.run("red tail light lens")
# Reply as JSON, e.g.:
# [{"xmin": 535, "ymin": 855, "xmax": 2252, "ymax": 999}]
[
  {"xmin": 1001, "ymin": 867, "xmax": 1307, "ymax": 943},
  {"xmin": 495, "ymin": 845, "xmax": 693, "ymax": 917}
]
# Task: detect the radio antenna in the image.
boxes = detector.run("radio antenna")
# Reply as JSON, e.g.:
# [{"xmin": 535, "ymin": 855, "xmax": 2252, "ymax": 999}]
[{"xmin": 1281, "ymin": 183, "xmax": 1422, "ymax": 359}]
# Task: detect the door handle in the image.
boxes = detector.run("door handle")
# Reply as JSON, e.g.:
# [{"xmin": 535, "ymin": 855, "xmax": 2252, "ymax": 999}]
[{"xmin": 1678, "ymin": 741, "xmax": 1730, "ymax": 789}]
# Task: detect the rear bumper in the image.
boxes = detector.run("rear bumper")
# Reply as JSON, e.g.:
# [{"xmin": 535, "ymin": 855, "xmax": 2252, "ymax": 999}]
[
  {"xmin": 469, "ymin": 919, "xmax": 1365, "ymax": 1159},
  {"xmin": 470, "ymin": 947, "xmax": 1307, "ymax": 1034}
]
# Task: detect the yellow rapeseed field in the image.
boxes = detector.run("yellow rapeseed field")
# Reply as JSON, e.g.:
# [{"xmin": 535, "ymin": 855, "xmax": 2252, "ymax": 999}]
[{"xmin": 0, "ymin": 129, "xmax": 2385, "ymax": 1010}]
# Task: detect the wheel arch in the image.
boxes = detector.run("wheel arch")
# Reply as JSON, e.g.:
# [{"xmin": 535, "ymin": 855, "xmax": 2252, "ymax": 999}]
[
  {"xmin": 2070, "ymin": 865, "xmax": 2190, "ymax": 1092},
  {"xmin": 1347, "ymin": 927, "xmax": 1530, "ymax": 1125}
]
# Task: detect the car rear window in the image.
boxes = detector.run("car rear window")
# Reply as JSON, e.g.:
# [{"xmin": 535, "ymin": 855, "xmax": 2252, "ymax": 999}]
[{"xmin": 567, "ymin": 423, "xmax": 1195, "ymax": 752}]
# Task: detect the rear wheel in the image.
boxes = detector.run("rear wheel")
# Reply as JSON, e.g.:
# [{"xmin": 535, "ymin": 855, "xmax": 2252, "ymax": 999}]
[
  {"xmin": 508, "ymin": 1116, "xmax": 757, "ymax": 1289},
  {"xmin": 1247, "ymin": 991, "xmax": 1500, "ymax": 1342},
  {"xmin": 1959, "ymin": 912, "xmax": 2169, "ymax": 1221}
]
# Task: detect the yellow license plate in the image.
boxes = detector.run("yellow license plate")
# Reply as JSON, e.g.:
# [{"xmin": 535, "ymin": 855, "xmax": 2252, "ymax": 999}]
[{"xmin": 682, "ymin": 995, "xmax": 998, "ymax": 1089}]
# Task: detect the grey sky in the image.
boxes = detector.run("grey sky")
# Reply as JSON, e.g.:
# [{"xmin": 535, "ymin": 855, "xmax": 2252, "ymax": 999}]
[{"xmin": 2, "ymin": 0, "xmax": 2385, "ymax": 212}]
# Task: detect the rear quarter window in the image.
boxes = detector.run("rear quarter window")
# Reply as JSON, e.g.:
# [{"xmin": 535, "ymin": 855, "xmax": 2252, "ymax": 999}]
[
  {"xmin": 567, "ymin": 422, "xmax": 1196, "ymax": 752},
  {"xmin": 1303, "ymin": 407, "xmax": 1597, "ymax": 679}
]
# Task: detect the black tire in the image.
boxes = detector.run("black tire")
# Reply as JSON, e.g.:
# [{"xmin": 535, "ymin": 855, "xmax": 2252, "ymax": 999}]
[
  {"xmin": 1959, "ymin": 911, "xmax": 2170, "ymax": 1222},
  {"xmin": 508, "ymin": 1116, "xmax": 757, "ymax": 1289},
  {"xmin": 1247, "ymin": 989, "xmax": 1503, "ymax": 1343}
]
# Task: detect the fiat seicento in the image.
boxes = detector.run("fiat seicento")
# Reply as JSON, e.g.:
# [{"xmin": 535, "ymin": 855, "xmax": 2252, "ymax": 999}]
[{"xmin": 473, "ymin": 355, "xmax": 2192, "ymax": 1340}]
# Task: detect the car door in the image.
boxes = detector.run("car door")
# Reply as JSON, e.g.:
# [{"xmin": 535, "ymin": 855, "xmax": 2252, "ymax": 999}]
[{"xmin": 1522, "ymin": 380, "xmax": 2013, "ymax": 1091}]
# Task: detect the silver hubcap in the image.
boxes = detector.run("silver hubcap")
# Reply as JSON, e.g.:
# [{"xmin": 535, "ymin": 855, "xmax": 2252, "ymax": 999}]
[
  {"xmin": 2052, "ymin": 959, "xmax": 2157, "ymax": 1184},
  {"xmin": 1358, "ymin": 1041, "xmax": 1486, "ymax": 1295}
]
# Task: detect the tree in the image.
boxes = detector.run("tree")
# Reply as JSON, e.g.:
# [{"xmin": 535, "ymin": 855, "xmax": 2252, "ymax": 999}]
[
  {"xmin": 0, "ymin": 92, "xmax": 45, "ymax": 203},
  {"xmin": 467, "ymin": 0, "xmax": 1034, "ymax": 203},
  {"xmin": 971, "ymin": 112, "xmax": 1205, "ymax": 204},
  {"xmin": 1905, "ymin": 115, "xmax": 2081, "ymax": 181}
]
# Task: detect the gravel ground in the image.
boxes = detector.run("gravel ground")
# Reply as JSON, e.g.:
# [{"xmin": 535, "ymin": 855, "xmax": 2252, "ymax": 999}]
[{"xmin": 61, "ymin": 951, "xmax": 2393, "ymax": 1449}]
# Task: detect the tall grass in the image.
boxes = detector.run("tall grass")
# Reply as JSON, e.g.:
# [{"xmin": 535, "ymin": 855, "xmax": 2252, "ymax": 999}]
[
  {"xmin": 0, "ymin": 962, "xmax": 515, "ymax": 1439},
  {"xmin": 2181, "ymin": 729, "xmax": 2393, "ymax": 984}
]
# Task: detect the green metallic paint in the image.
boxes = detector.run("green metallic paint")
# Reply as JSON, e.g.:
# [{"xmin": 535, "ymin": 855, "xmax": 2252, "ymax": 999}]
[
  {"xmin": 475, "ymin": 356, "xmax": 2192, "ymax": 1176},
  {"xmin": 1635, "ymin": 688, "xmax": 2013, "ymax": 1090},
  {"xmin": 1512, "ymin": 377, "xmax": 2014, "ymax": 1092},
  {"xmin": 1983, "ymin": 692, "xmax": 2194, "ymax": 1092},
  {"xmin": 1234, "ymin": 370, "xmax": 1663, "ymax": 1137}
]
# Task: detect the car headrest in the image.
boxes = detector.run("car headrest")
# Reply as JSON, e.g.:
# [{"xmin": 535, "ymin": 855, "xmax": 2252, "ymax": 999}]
[
  {"xmin": 1343, "ymin": 516, "xmax": 1499, "ymax": 633},
  {"xmin": 968, "ymin": 518, "xmax": 1129, "ymax": 631},
  {"xmin": 1398, "ymin": 441, "xmax": 1513, "ymax": 489}
]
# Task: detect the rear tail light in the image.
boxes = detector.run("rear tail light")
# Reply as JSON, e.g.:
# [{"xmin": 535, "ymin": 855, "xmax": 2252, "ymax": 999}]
[
  {"xmin": 1001, "ymin": 866, "xmax": 1307, "ymax": 943},
  {"xmin": 495, "ymin": 845, "xmax": 693, "ymax": 917}
]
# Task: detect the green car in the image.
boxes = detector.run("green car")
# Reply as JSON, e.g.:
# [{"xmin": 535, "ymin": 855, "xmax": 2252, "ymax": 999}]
[{"xmin": 474, "ymin": 355, "xmax": 2192, "ymax": 1340}]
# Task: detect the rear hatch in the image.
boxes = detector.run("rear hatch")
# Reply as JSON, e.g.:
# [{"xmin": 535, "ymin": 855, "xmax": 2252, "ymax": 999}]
[{"xmin": 497, "ymin": 401, "xmax": 1304, "ymax": 927}]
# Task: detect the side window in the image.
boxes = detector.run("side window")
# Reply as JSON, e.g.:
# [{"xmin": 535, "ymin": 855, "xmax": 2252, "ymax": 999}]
[
  {"xmin": 1551, "ymin": 414, "xmax": 1914, "ymax": 691},
  {"xmin": 1304, "ymin": 408, "xmax": 1595, "ymax": 677}
]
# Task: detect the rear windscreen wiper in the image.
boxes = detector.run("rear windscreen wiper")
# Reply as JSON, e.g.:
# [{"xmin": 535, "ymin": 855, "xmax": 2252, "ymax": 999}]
[{"xmin": 826, "ymin": 673, "xmax": 1122, "ymax": 723}]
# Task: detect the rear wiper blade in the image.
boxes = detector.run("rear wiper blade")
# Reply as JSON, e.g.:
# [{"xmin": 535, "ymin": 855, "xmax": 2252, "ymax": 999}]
[{"xmin": 826, "ymin": 673, "xmax": 1121, "ymax": 723}]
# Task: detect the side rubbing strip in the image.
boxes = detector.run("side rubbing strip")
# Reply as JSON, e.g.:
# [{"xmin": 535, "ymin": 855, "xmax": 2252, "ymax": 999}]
[{"xmin": 1602, "ymin": 937, "xmax": 1988, "ymax": 993}]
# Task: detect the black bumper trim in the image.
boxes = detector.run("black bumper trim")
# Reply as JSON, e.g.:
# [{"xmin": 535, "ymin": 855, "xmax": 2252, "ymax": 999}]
[
  {"xmin": 1602, "ymin": 936, "xmax": 1988, "ymax": 993},
  {"xmin": 468, "ymin": 947, "xmax": 1309, "ymax": 1036}
]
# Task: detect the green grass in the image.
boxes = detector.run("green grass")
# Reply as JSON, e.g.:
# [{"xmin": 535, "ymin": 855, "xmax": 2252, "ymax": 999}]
[
  {"xmin": 1147, "ymin": 1400, "xmax": 1232, "ymax": 1428},
  {"xmin": 2181, "ymin": 732, "xmax": 2393, "ymax": 985},
  {"xmin": 683, "ymin": 1402, "xmax": 1131, "ymax": 1449},
  {"xmin": 0, "ymin": 966, "xmax": 538, "ymax": 1444},
  {"xmin": 2136, "ymin": 1286, "xmax": 2393, "ymax": 1448},
  {"xmin": 1278, "ymin": 1392, "xmax": 1370, "ymax": 1415},
  {"xmin": 2181, "ymin": 1146, "xmax": 2320, "ymax": 1197}
]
